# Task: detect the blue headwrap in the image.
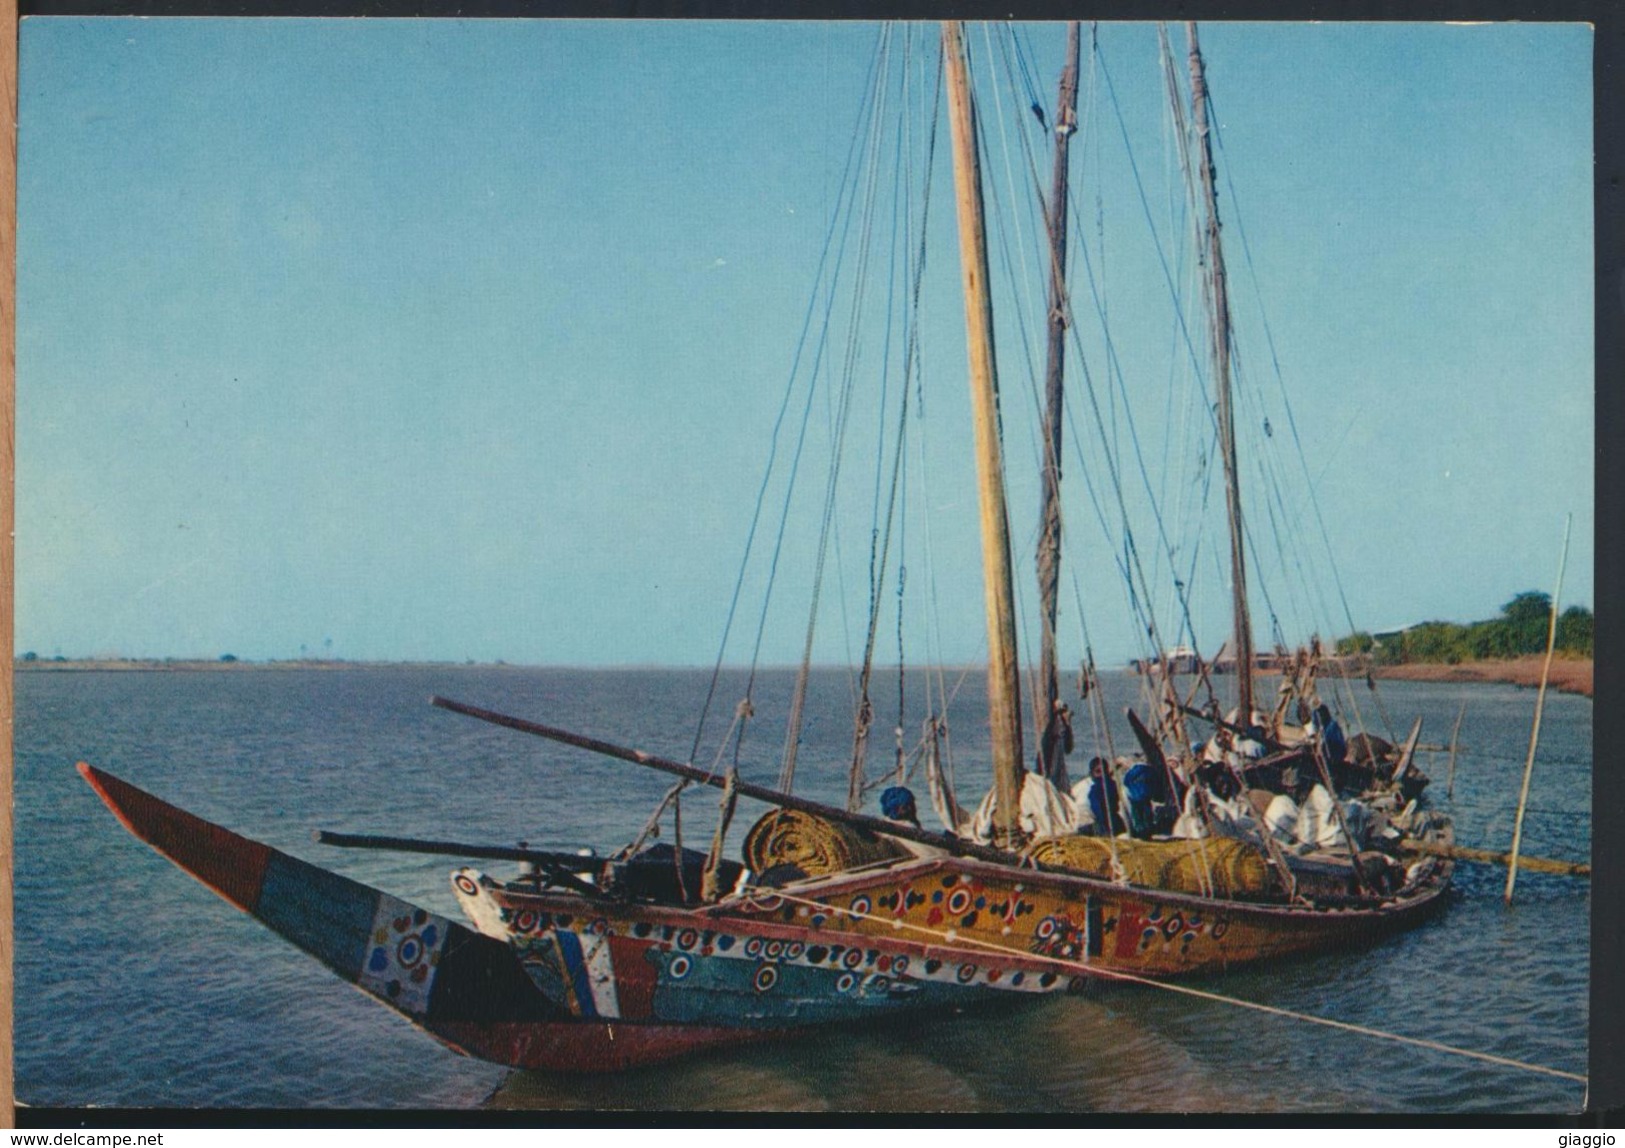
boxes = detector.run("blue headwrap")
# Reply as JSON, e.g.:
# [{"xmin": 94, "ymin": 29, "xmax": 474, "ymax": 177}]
[{"xmin": 880, "ymin": 786, "xmax": 918, "ymax": 822}]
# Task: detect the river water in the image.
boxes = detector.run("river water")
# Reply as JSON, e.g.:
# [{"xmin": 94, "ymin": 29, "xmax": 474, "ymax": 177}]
[{"xmin": 13, "ymin": 665, "xmax": 1590, "ymax": 1113}]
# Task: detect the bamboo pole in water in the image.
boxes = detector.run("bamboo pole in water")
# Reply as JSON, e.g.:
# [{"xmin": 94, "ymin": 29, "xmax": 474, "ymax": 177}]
[
  {"xmin": 1401, "ymin": 838, "xmax": 1588, "ymax": 878},
  {"xmin": 1445, "ymin": 699, "xmax": 1467, "ymax": 800},
  {"xmin": 1505, "ymin": 513, "xmax": 1573, "ymax": 905}
]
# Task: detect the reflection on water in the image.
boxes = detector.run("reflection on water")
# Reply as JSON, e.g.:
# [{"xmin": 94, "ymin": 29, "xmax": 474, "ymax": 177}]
[{"xmin": 14, "ymin": 666, "xmax": 1590, "ymax": 1112}]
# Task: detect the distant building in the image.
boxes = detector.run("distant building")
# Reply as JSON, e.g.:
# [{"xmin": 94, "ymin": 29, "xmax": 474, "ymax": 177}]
[{"xmin": 1128, "ymin": 645, "xmax": 1202, "ymax": 675}]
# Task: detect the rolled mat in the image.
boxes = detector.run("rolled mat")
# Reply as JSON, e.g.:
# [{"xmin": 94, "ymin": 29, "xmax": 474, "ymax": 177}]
[
  {"xmin": 1024, "ymin": 835, "xmax": 1280, "ymax": 899},
  {"xmin": 742, "ymin": 808, "xmax": 912, "ymax": 877}
]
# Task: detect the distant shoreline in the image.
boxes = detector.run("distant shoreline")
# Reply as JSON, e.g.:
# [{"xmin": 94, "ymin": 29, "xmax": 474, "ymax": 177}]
[
  {"xmin": 17, "ymin": 655, "xmax": 1595, "ymax": 698},
  {"xmin": 9, "ymin": 658, "xmax": 534, "ymax": 673},
  {"xmin": 1373, "ymin": 655, "xmax": 1592, "ymax": 698},
  {"xmin": 14, "ymin": 658, "xmax": 399, "ymax": 672}
]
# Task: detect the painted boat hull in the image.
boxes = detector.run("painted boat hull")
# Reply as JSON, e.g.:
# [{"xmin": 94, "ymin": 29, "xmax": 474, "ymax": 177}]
[
  {"xmin": 466, "ymin": 836, "xmax": 1452, "ymax": 1001},
  {"xmin": 715, "ymin": 850, "xmax": 1453, "ymax": 978},
  {"xmin": 80, "ymin": 763, "xmax": 1452, "ymax": 1072},
  {"xmin": 78, "ymin": 764, "xmax": 784, "ymax": 1071},
  {"xmin": 80, "ymin": 764, "xmax": 1064, "ymax": 1070},
  {"xmin": 451, "ymin": 869, "xmax": 1083, "ymax": 1029}
]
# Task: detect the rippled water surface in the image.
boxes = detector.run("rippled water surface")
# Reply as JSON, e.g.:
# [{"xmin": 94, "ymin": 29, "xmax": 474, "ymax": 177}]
[{"xmin": 15, "ymin": 666, "xmax": 1590, "ymax": 1112}]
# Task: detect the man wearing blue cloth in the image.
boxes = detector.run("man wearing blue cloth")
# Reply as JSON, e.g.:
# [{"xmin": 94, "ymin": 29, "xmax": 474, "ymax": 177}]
[{"xmin": 1082, "ymin": 757, "xmax": 1125, "ymax": 836}]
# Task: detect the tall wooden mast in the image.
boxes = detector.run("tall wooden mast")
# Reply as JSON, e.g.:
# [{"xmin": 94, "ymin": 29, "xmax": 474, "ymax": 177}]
[
  {"xmin": 943, "ymin": 21, "xmax": 1025, "ymax": 845},
  {"xmin": 1186, "ymin": 21, "xmax": 1255, "ymax": 719},
  {"xmin": 1036, "ymin": 21, "xmax": 1081, "ymax": 791}
]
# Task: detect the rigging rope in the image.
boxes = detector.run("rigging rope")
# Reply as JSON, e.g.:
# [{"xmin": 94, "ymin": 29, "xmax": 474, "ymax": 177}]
[
  {"xmin": 1208, "ymin": 84, "xmax": 1382, "ymax": 682},
  {"xmin": 688, "ymin": 24, "xmax": 890, "ymax": 771},
  {"xmin": 847, "ymin": 37, "xmax": 943, "ymax": 812},
  {"xmin": 1068, "ymin": 41, "xmax": 1233, "ymax": 682},
  {"xmin": 1035, "ymin": 37, "xmax": 1221, "ymax": 737},
  {"xmin": 777, "ymin": 26, "xmax": 898, "ymax": 791},
  {"xmin": 1190, "ymin": 85, "xmax": 1401, "ymax": 745}
]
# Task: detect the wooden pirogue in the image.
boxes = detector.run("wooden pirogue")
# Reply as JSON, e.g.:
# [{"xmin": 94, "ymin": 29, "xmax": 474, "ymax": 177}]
[{"xmin": 80, "ymin": 758, "xmax": 1455, "ymax": 1071}]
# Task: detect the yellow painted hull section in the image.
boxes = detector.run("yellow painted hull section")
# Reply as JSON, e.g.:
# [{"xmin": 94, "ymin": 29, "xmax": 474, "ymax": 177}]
[{"xmin": 722, "ymin": 851, "xmax": 1451, "ymax": 981}]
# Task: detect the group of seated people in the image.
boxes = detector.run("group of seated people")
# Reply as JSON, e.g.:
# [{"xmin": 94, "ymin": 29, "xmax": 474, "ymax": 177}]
[
  {"xmin": 1066, "ymin": 702, "xmax": 1356, "ymax": 840},
  {"xmin": 945, "ymin": 701, "xmax": 1388, "ymax": 857}
]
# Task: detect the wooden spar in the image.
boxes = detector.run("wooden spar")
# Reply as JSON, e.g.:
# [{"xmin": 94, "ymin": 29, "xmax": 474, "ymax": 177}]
[
  {"xmin": 1186, "ymin": 22, "xmax": 1254, "ymax": 720},
  {"xmin": 429, "ymin": 697, "xmax": 1426, "ymax": 912},
  {"xmin": 317, "ymin": 830, "xmax": 602, "ymax": 869},
  {"xmin": 1445, "ymin": 699, "xmax": 1467, "ymax": 800},
  {"xmin": 1506, "ymin": 512, "xmax": 1574, "ymax": 905},
  {"xmin": 431, "ymin": 696, "xmax": 1354, "ymax": 904},
  {"xmin": 316, "ymin": 831, "xmax": 606, "ymax": 896},
  {"xmin": 1180, "ymin": 703, "xmax": 1293, "ymax": 754},
  {"xmin": 1036, "ymin": 21, "xmax": 1081, "ymax": 793},
  {"xmin": 430, "ymin": 695, "xmax": 1026, "ymax": 868},
  {"xmin": 943, "ymin": 21, "xmax": 1026, "ymax": 846},
  {"xmin": 1402, "ymin": 838, "xmax": 1589, "ymax": 879}
]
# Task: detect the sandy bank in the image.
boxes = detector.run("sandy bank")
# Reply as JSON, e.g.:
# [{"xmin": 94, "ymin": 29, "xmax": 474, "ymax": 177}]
[{"xmin": 1374, "ymin": 655, "xmax": 1592, "ymax": 698}]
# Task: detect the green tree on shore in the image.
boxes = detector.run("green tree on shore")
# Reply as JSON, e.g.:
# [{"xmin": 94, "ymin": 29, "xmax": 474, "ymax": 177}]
[
  {"xmin": 1501, "ymin": 591, "xmax": 1554, "ymax": 652},
  {"xmin": 1556, "ymin": 605, "xmax": 1594, "ymax": 656},
  {"xmin": 1338, "ymin": 592, "xmax": 1592, "ymax": 664}
]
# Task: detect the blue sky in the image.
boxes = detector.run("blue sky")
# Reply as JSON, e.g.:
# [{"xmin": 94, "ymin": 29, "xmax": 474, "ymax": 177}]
[{"xmin": 17, "ymin": 19, "xmax": 1593, "ymax": 666}]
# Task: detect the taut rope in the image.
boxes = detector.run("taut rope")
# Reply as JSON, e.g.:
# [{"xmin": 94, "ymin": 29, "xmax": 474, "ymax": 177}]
[{"xmin": 762, "ymin": 886, "xmax": 1587, "ymax": 1086}]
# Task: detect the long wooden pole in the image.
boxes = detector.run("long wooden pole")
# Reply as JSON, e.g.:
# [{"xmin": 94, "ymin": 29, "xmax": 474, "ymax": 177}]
[
  {"xmin": 1036, "ymin": 21, "xmax": 1081, "ymax": 793},
  {"xmin": 431, "ymin": 696, "xmax": 1400, "ymax": 908},
  {"xmin": 328, "ymin": 776, "xmax": 1591, "ymax": 881},
  {"xmin": 1186, "ymin": 22, "xmax": 1254, "ymax": 720},
  {"xmin": 1505, "ymin": 512, "xmax": 1574, "ymax": 905},
  {"xmin": 431, "ymin": 695, "xmax": 1026, "ymax": 867},
  {"xmin": 943, "ymin": 21, "xmax": 1026, "ymax": 846},
  {"xmin": 1402, "ymin": 838, "xmax": 1588, "ymax": 879}
]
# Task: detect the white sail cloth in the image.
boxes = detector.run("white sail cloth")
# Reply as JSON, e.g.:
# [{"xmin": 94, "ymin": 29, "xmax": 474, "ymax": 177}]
[
  {"xmin": 923, "ymin": 740, "xmax": 973, "ymax": 837},
  {"xmin": 968, "ymin": 771, "xmax": 1079, "ymax": 841}
]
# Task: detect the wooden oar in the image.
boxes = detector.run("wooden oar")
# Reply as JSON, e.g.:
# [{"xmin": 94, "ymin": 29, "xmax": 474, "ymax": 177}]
[
  {"xmin": 1507, "ymin": 513, "xmax": 1575, "ymax": 905},
  {"xmin": 1398, "ymin": 838, "xmax": 1589, "ymax": 878},
  {"xmin": 1179, "ymin": 704, "xmax": 1290, "ymax": 750}
]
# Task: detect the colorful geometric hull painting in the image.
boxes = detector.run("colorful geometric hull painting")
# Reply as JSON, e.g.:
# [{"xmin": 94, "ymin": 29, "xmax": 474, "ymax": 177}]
[
  {"xmin": 359, "ymin": 895, "xmax": 449, "ymax": 1016},
  {"xmin": 454, "ymin": 868, "xmax": 1040, "ymax": 1027},
  {"xmin": 459, "ymin": 849, "xmax": 1448, "ymax": 1005},
  {"xmin": 78, "ymin": 757, "xmax": 1463, "ymax": 1082},
  {"xmin": 77, "ymin": 764, "xmax": 1051, "ymax": 1069},
  {"xmin": 77, "ymin": 764, "xmax": 774, "ymax": 1071}
]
